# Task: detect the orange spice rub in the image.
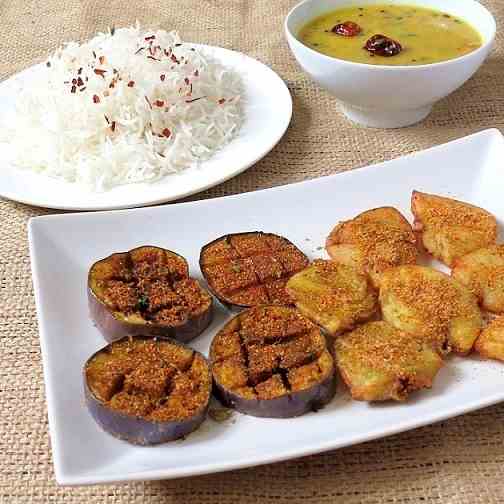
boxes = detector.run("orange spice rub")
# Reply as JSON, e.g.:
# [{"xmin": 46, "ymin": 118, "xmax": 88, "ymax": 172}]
[
  {"xmin": 211, "ymin": 306, "xmax": 334, "ymax": 401},
  {"xmin": 200, "ymin": 232, "xmax": 309, "ymax": 307},
  {"xmin": 85, "ymin": 337, "xmax": 211, "ymax": 422},
  {"xmin": 89, "ymin": 246, "xmax": 211, "ymax": 327}
]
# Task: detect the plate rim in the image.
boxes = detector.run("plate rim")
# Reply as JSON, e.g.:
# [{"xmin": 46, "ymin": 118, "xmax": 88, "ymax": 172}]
[
  {"xmin": 1, "ymin": 44, "xmax": 293, "ymax": 211},
  {"xmin": 28, "ymin": 127, "xmax": 502, "ymax": 223},
  {"xmin": 28, "ymin": 127, "xmax": 504, "ymax": 486}
]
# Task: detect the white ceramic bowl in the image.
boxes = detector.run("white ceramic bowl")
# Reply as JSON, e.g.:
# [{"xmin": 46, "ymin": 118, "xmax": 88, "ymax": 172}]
[{"xmin": 285, "ymin": 0, "xmax": 496, "ymax": 128}]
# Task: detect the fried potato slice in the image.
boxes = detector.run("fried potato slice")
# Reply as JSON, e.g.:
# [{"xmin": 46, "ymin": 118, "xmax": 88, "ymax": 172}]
[
  {"xmin": 452, "ymin": 245, "xmax": 504, "ymax": 314},
  {"xmin": 286, "ymin": 259, "xmax": 378, "ymax": 336},
  {"xmin": 411, "ymin": 191, "xmax": 497, "ymax": 267},
  {"xmin": 334, "ymin": 321, "xmax": 443, "ymax": 401},
  {"xmin": 379, "ymin": 265, "xmax": 482, "ymax": 355},
  {"xmin": 326, "ymin": 207, "xmax": 418, "ymax": 288},
  {"xmin": 475, "ymin": 317, "xmax": 504, "ymax": 361}
]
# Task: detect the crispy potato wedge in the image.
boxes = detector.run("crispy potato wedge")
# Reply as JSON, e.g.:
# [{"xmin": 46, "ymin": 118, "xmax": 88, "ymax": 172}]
[
  {"xmin": 326, "ymin": 207, "xmax": 418, "ymax": 287},
  {"xmin": 334, "ymin": 321, "xmax": 443, "ymax": 401},
  {"xmin": 475, "ymin": 317, "xmax": 504, "ymax": 361},
  {"xmin": 379, "ymin": 265, "xmax": 483, "ymax": 355},
  {"xmin": 452, "ymin": 245, "xmax": 504, "ymax": 314},
  {"xmin": 411, "ymin": 191, "xmax": 497, "ymax": 267},
  {"xmin": 286, "ymin": 259, "xmax": 378, "ymax": 336}
]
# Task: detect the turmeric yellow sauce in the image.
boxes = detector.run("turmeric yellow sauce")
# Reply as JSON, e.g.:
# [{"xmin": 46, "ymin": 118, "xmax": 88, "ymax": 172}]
[{"xmin": 298, "ymin": 5, "xmax": 482, "ymax": 65}]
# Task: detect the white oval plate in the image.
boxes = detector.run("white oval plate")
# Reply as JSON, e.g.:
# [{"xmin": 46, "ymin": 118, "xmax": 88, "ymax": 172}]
[
  {"xmin": 28, "ymin": 129, "xmax": 504, "ymax": 485},
  {"xmin": 0, "ymin": 45, "xmax": 292, "ymax": 210}
]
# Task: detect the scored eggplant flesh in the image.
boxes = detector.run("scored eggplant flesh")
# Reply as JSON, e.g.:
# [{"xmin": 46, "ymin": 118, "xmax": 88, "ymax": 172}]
[
  {"xmin": 199, "ymin": 232, "xmax": 309, "ymax": 308},
  {"xmin": 210, "ymin": 305, "xmax": 336, "ymax": 418},
  {"xmin": 88, "ymin": 246, "xmax": 213, "ymax": 343},
  {"xmin": 84, "ymin": 335, "xmax": 212, "ymax": 445}
]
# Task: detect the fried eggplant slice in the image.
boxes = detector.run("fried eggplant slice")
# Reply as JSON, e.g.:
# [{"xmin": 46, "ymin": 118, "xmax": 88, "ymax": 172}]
[
  {"xmin": 88, "ymin": 246, "xmax": 213, "ymax": 343},
  {"xmin": 452, "ymin": 245, "xmax": 504, "ymax": 313},
  {"xmin": 334, "ymin": 321, "xmax": 443, "ymax": 401},
  {"xmin": 84, "ymin": 336, "xmax": 211, "ymax": 445},
  {"xmin": 411, "ymin": 191, "xmax": 497, "ymax": 267},
  {"xmin": 379, "ymin": 265, "xmax": 483, "ymax": 355},
  {"xmin": 326, "ymin": 207, "xmax": 418, "ymax": 287},
  {"xmin": 199, "ymin": 232, "xmax": 309, "ymax": 308},
  {"xmin": 210, "ymin": 306, "xmax": 336, "ymax": 418},
  {"xmin": 286, "ymin": 260, "xmax": 378, "ymax": 336},
  {"xmin": 475, "ymin": 317, "xmax": 504, "ymax": 361}
]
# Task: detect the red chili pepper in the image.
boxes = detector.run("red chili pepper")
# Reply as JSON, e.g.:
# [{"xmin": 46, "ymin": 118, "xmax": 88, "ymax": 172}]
[
  {"xmin": 155, "ymin": 100, "xmax": 164, "ymax": 107},
  {"xmin": 162, "ymin": 128, "xmax": 171, "ymax": 137},
  {"xmin": 70, "ymin": 85, "xmax": 76, "ymax": 94},
  {"xmin": 160, "ymin": 74, "xmax": 166, "ymax": 81},
  {"xmin": 218, "ymin": 98, "xmax": 226, "ymax": 105},
  {"xmin": 331, "ymin": 21, "xmax": 362, "ymax": 37},
  {"xmin": 93, "ymin": 94, "xmax": 100, "ymax": 103},
  {"xmin": 77, "ymin": 77, "xmax": 84, "ymax": 86},
  {"xmin": 94, "ymin": 68, "xmax": 106, "ymax": 77},
  {"xmin": 127, "ymin": 80, "xmax": 135, "ymax": 87},
  {"xmin": 364, "ymin": 34, "xmax": 402, "ymax": 56}
]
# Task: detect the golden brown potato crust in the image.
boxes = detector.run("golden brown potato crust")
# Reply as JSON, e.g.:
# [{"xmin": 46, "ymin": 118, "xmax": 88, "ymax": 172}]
[
  {"xmin": 334, "ymin": 321, "xmax": 443, "ymax": 401},
  {"xmin": 452, "ymin": 245, "xmax": 504, "ymax": 314},
  {"xmin": 475, "ymin": 317, "xmax": 504, "ymax": 361},
  {"xmin": 326, "ymin": 207, "xmax": 418, "ymax": 288},
  {"xmin": 379, "ymin": 265, "xmax": 483, "ymax": 355},
  {"xmin": 411, "ymin": 191, "xmax": 497, "ymax": 267},
  {"xmin": 286, "ymin": 259, "xmax": 378, "ymax": 336}
]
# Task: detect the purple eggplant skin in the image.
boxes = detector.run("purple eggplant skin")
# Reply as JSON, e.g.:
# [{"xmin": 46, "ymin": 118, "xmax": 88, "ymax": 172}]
[
  {"xmin": 213, "ymin": 369, "xmax": 336, "ymax": 419},
  {"xmin": 88, "ymin": 286, "xmax": 213, "ymax": 344},
  {"xmin": 83, "ymin": 336, "xmax": 211, "ymax": 445},
  {"xmin": 84, "ymin": 381, "xmax": 209, "ymax": 445}
]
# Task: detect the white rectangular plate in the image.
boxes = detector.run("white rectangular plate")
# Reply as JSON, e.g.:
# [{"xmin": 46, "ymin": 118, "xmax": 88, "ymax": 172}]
[{"xmin": 29, "ymin": 128, "xmax": 504, "ymax": 486}]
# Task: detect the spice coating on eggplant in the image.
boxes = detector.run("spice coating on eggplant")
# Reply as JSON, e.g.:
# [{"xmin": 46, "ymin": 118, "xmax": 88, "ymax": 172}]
[
  {"xmin": 210, "ymin": 306, "xmax": 336, "ymax": 418},
  {"xmin": 200, "ymin": 232, "xmax": 309, "ymax": 308},
  {"xmin": 84, "ymin": 336, "xmax": 212, "ymax": 445},
  {"xmin": 88, "ymin": 246, "xmax": 213, "ymax": 343}
]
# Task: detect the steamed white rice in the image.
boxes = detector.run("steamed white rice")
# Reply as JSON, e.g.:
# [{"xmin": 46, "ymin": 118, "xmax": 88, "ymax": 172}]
[{"xmin": 3, "ymin": 25, "xmax": 243, "ymax": 191}]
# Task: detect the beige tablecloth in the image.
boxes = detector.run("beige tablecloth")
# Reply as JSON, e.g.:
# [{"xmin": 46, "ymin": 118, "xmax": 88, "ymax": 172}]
[{"xmin": 1, "ymin": 1, "xmax": 504, "ymax": 501}]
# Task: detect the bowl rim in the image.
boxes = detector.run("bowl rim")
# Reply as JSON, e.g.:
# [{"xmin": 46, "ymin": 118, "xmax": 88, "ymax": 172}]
[{"xmin": 284, "ymin": 0, "xmax": 497, "ymax": 70}]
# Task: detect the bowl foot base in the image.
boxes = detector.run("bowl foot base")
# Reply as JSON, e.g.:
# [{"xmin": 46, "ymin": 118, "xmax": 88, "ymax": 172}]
[{"xmin": 340, "ymin": 103, "xmax": 432, "ymax": 129}]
